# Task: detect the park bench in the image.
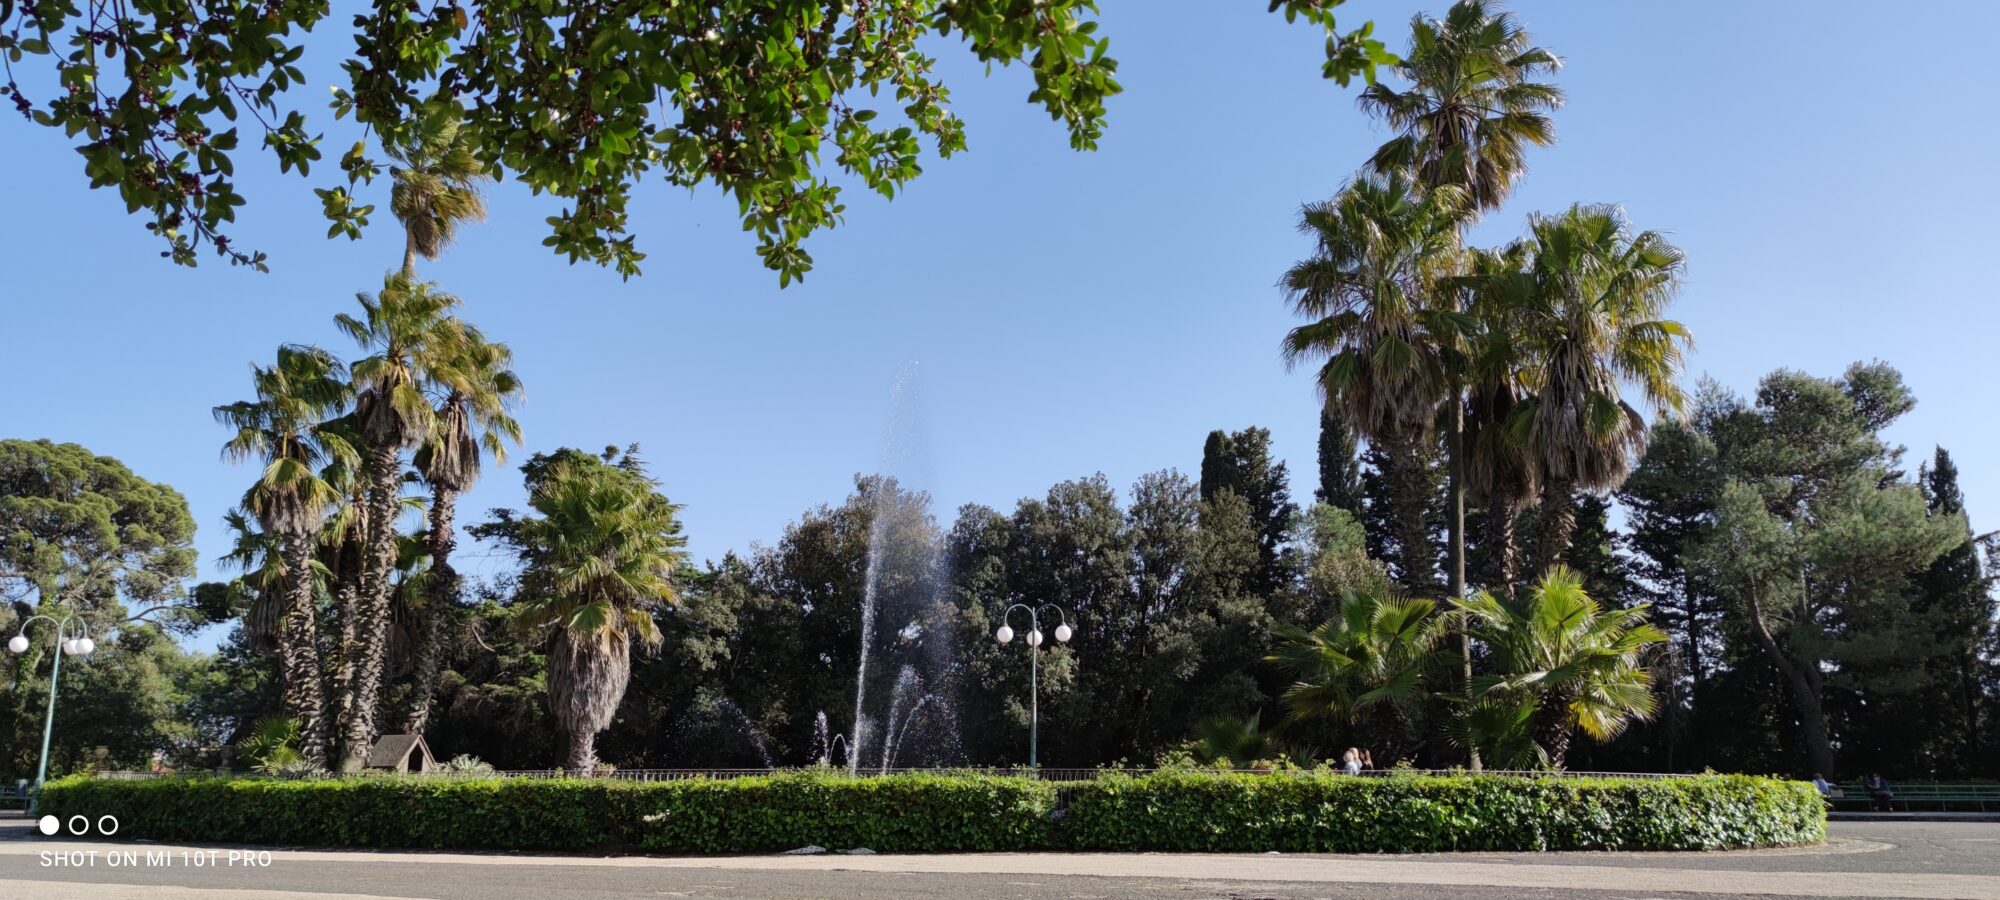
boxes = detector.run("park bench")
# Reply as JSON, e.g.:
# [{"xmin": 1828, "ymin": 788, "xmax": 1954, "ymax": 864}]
[{"xmin": 1829, "ymin": 783, "xmax": 2000, "ymax": 813}]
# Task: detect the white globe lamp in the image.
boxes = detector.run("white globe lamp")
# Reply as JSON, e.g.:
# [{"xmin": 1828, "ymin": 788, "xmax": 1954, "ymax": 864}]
[{"xmin": 995, "ymin": 625, "xmax": 1014, "ymax": 644}]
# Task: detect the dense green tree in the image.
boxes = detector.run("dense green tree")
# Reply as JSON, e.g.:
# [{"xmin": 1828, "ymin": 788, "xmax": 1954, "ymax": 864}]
[
  {"xmin": 1903, "ymin": 448, "xmax": 1994, "ymax": 774},
  {"xmin": 5, "ymin": 0, "xmax": 1387, "ymax": 278},
  {"xmin": 0, "ymin": 439, "xmax": 198, "ymax": 620},
  {"xmin": 1616, "ymin": 414, "xmax": 1724, "ymax": 767},
  {"xmin": 0, "ymin": 441, "xmax": 205, "ymax": 780},
  {"xmin": 1198, "ymin": 427, "xmax": 1301, "ymax": 598},
  {"xmin": 1693, "ymin": 364, "xmax": 1963, "ymax": 776}
]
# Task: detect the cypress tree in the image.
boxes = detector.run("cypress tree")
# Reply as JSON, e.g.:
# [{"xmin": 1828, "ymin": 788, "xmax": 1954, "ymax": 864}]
[
  {"xmin": 1315, "ymin": 409, "xmax": 1365, "ymax": 519},
  {"xmin": 1198, "ymin": 427, "xmax": 1301, "ymax": 598},
  {"xmin": 1913, "ymin": 447, "xmax": 1996, "ymax": 774}
]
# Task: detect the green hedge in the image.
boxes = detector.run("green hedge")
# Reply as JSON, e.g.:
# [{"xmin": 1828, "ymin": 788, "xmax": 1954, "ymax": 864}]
[
  {"xmin": 1066, "ymin": 771, "xmax": 1825, "ymax": 852},
  {"xmin": 39, "ymin": 770, "xmax": 1819, "ymax": 854}
]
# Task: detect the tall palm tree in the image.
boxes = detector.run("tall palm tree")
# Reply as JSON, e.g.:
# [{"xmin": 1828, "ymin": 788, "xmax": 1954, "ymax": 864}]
[
  {"xmin": 1282, "ymin": 174, "xmax": 1469, "ymax": 594},
  {"xmin": 1270, "ymin": 590, "xmax": 1451, "ymax": 763},
  {"xmin": 388, "ymin": 114, "xmax": 488, "ymax": 276},
  {"xmin": 214, "ymin": 507, "xmax": 291, "ymax": 654},
  {"xmin": 1504, "ymin": 204, "xmax": 1689, "ymax": 572},
  {"xmin": 1357, "ymin": 6, "xmax": 1560, "ymax": 764},
  {"xmin": 1458, "ymin": 243, "xmax": 1538, "ymax": 598},
  {"xmin": 214, "ymin": 344, "xmax": 354, "ymax": 764},
  {"xmin": 1453, "ymin": 566, "xmax": 1665, "ymax": 768},
  {"xmin": 510, "ymin": 460, "xmax": 686, "ymax": 772},
  {"xmin": 333, "ymin": 277, "xmax": 463, "ymax": 766},
  {"xmin": 403, "ymin": 328, "xmax": 522, "ymax": 733},
  {"xmin": 1360, "ymin": 0, "xmax": 1562, "ymax": 215}
]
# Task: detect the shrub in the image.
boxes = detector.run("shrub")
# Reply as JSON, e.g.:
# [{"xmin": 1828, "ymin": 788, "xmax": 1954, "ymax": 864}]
[
  {"xmin": 1065, "ymin": 771, "xmax": 1824, "ymax": 852},
  {"xmin": 635, "ymin": 771, "xmax": 1054, "ymax": 853},
  {"xmin": 38, "ymin": 770, "xmax": 1818, "ymax": 854},
  {"xmin": 37, "ymin": 770, "xmax": 1054, "ymax": 853}
]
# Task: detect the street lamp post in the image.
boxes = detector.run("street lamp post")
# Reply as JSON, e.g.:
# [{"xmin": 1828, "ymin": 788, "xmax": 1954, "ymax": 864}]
[
  {"xmin": 994, "ymin": 602, "xmax": 1072, "ymax": 769},
  {"xmin": 7, "ymin": 612, "xmax": 96, "ymax": 813}
]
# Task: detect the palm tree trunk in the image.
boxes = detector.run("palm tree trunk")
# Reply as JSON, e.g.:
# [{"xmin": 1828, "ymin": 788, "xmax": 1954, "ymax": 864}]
[
  {"xmin": 279, "ymin": 535, "xmax": 329, "ymax": 765},
  {"xmin": 1488, "ymin": 496, "xmax": 1520, "ymax": 599},
  {"xmin": 1534, "ymin": 476, "xmax": 1577, "ymax": 577},
  {"xmin": 1444, "ymin": 397, "xmax": 1479, "ymax": 772},
  {"xmin": 327, "ymin": 527, "xmax": 363, "ymax": 763},
  {"xmin": 1386, "ymin": 433, "xmax": 1439, "ymax": 595},
  {"xmin": 1535, "ymin": 700, "xmax": 1574, "ymax": 770},
  {"xmin": 401, "ymin": 485, "xmax": 458, "ymax": 734},
  {"xmin": 566, "ymin": 729, "xmax": 598, "ymax": 774},
  {"xmin": 339, "ymin": 443, "xmax": 402, "ymax": 768}
]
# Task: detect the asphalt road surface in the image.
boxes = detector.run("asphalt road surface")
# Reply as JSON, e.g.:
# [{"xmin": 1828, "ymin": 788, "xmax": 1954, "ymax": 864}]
[{"xmin": 3, "ymin": 816, "xmax": 1997, "ymax": 899}]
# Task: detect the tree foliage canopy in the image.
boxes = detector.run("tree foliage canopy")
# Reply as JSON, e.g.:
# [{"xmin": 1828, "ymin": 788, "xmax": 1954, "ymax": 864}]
[{"xmin": 1, "ymin": 0, "xmax": 1388, "ymax": 281}]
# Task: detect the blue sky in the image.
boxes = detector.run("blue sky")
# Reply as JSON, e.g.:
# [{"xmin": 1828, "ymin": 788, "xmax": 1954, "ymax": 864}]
[{"xmin": 3, "ymin": 2, "xmax": 1995, "ymax": 650}]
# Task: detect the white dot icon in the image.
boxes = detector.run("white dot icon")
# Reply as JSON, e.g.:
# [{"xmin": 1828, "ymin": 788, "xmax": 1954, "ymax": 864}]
[{"xmin": 37, "ymin": 815, "xmax": 58, "ymax": 835}]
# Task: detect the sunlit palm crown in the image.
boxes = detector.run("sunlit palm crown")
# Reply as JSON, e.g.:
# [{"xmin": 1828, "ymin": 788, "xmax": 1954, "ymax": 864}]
[
  {"xmin": 1458, "ymin": 243, "xmax": 1539, "ymax": 506},
  {"xmin": 1271, "ymin": 590, "xmax": 1452, "ymax": 724},
  {"xmin": 1490, "ymin": 204, "xmax": 1690, "ymax": 490},
  {"xmin": 213, "ymin": 344, "xmax": 355, "ymax": 538},
  {"xmin": 1360, "ymin": 0, "xmax": 1562, "ymax": 211},
  {"xmin": 512, "ymin": 462, "xmax": 687, "ymax": 652},
  {"xmin": 1456, "ymin": 566, "xmax": 1666, "ymax": 742},
  {"xmin": 1281, "ymin": 174, "xmax": 1472, "ymax": 443},
  {"xmin": 389, "ymin": 116, "xmax": 489, "ymax": 265},
  {"xmin": 338, "ymin": 276, "xmax": 468, "ymax": 450},
  {"xmin": 417, "ymin": 328, "xmax": 524, "ymax": 494}
]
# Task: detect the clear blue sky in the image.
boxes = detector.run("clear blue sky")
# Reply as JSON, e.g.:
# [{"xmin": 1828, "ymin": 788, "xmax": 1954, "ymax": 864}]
[{"xmin": 4, "ymin": 2, "xmax": 1995, "ymax": 651}]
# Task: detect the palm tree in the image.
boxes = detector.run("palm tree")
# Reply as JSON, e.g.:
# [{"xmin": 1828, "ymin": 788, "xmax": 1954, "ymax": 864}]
[
  {"xmin": 1452, "ymin": 566, "xmax": 1666, "ymax": 768},
  {"xmin": 214, "ymin": 507, "xmax": 292, "ymax": 654},
  {"xmin": 510, "ymin": 460, "xmax": 687, "ymax": 772},
  {"xmin": 388, "ymin": 114, "xmax": 488, "ymax": 276},
  {"xmin": 1270, "ymin": 590, "xmax": 1451, "ymax": 763},
  {"xmin": 333, "ymin": 277, "xmax": 464, "ymax": 766},
  {"xmin": 1282, "ymin": 174, "xmax": 1469, "ymax": 594},
  {"xmin": 1188, "ymin": 712, "xmax": 1287, "ymax": 768},
  {"xmin": 1503, "ymin": 204, "xmax": 1689, "ymax": 572},
  {"xmin": 1355, "ymin": 8, "xmax": 1559, "ymax": 768},
  {"xmin": 1360, "ymin": 0, "xmax": 1562, "ymax": 215},
  {"xmin": 403, "ymin": 328, "xmax": 522, "ymax": 733},
  {"xmin": 214, "ymin": 344, "xmax": 354, "ymax": 764},
  {"xmin": 1458, "ymin": 244, "xmax": 1538, "ymax": 598}
]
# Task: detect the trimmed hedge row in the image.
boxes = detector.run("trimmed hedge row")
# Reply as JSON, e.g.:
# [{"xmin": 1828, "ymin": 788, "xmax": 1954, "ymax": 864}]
[
  {"xmin": 37, "ymin": 771, "xmax": 1055, "ymax": 853},
  {"xmin": 38, "ymin": 770, "xmax": 1820, "ymax": 854},
  {"xmin": 1067, "ymin": 771, "xmax": 1826, "ymax": 852}
]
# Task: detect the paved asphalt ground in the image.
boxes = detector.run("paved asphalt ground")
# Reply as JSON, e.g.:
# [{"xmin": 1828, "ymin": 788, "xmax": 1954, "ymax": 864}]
[{"xmin": 3, "ymin": 815, "xmax": 1997, "ymax": 899}]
